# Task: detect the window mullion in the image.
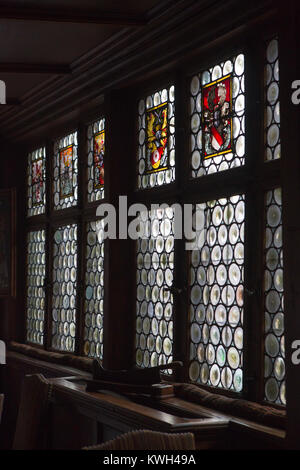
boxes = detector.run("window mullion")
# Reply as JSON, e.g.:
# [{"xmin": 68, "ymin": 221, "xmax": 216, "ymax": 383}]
[
  {"xmin": 45, "ymin": 223, "xmax": 53, "ymax": 351},
  {"xmin": 74, "ymin": 124, "xmax": 85, "ymax": 355},
  {"xmin": 44, "ymin": 139, "xmax": 52, "ymax": 350},
  {"xmin": 102, "ymin": 88, "xmax": 136, "ymax": 370},
  {"xmin": 242, "ymin": 36, "xmax": 266, "ymax": 402},
  {"xmin": 243, "ymin": 189, "xmax": 264, "ymax": 401},
  {"xmin": 173, "ymin": 70, "xmax": 190, "ymax": 382}
]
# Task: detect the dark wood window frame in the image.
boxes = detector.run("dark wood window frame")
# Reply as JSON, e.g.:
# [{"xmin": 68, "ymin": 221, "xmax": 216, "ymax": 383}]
[{"xmin": 23, "ymin": 19, "xmax": 284, "ymax": 408}]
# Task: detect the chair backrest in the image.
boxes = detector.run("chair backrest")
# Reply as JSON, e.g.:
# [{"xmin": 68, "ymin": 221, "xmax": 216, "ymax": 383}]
[
  {"xmin": 13, "ymin": 374, "xmax": 52, "ymax": 450},
  {"xmin": 83, "ymin": 429, "xmax": 196, "ymax": 450}
]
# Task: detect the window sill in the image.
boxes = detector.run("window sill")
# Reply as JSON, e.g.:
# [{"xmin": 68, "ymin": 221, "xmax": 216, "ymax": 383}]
[
  {"xmin": 173, "ymin": 383, "xmax": 286, "ymax": 430},
  {"xmin": 9, "ymin": 341, "xmax": 94, "ymax": 374},
  {"xmin": 7, "ymin": 342, "xmax": 286, "ymax": 432}
]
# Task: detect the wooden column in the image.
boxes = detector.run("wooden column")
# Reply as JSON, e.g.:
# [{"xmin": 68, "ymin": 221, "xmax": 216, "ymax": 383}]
[
  {"xmin": 279, "ymin": 0, "xmax": 300, "ymax": 449},
  {"xmin": 102, "ymin": 88, "xmax": 136, "ymax": 370}
]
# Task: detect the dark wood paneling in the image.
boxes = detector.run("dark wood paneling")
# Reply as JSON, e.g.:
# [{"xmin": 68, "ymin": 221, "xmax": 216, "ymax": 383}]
[
  {"xmin": 0, "ymin": 1, "xmax": 275, "ymax": 142},
  {"xmin": 103, "ymin": 89, "xmax": 136, "ymax": 370},
  {"xmin": 0, "ymin": 351, "xmax": 93, "ymax": 449},
  {"xmin": 279, "ymin": 0, "xmax": 300, "ymax": 450}
]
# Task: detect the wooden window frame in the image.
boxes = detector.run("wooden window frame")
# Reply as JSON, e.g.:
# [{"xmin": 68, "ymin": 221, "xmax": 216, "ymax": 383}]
[{"xmin": 23, "ymin": 20, "xmax": 284, "ymax": 407}]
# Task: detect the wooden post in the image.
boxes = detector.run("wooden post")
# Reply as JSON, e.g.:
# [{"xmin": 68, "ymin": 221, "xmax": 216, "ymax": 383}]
[
  {"xmin": 278, "ymin": 0, "xmax": 300, "ymax": 449},
  {"xmin": 102, "ymin": 88, "xmax": 136, "ymax": 370}
]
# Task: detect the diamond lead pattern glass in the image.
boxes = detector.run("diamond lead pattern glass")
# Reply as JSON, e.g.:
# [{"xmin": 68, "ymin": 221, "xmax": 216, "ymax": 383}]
[
  {"xmin": 137, "ymin": 86, "xmax": 175, "ymax": 189},
  {"xmin": 265, "ymin": 38, "xmax": 280, "ymax": 161},
  {"xmin": 84, "ymin": 221, "xmax": 105, "ymax": 359},
  {"xmin": 27, "ymin": 147, "xmax": 46, "ymax": 217},
  {"xmin": 53, "ymin": 131, "xmax": 78, "ymax": 210},
  {"xmin": 136, "ymin": 207, "xmax": 174, "ymax": 369},
  {"xmin": 189, "ymin": 195, "xmax": 245, "ymax": 391},
  {"xmin": 26, "ymin": 230, "xmax": 46, "ymax": 345},
  {"xmin": 52, "ymin": 224, "xmax": 77, "ymax": 352},
  {"xmin": 264, "ymin": 188, "xmax": 285, "ymax": 405},
  {"xmin": 190, "ymin": 54, "xmax": 245, "ymax": 177},
  {"xmin": 87, "ymin": 118, "xmax": 105, "ymax": 202}
]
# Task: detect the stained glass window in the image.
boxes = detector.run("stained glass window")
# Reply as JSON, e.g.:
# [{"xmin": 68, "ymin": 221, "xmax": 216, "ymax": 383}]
[
  {"xmin": 26, "ymin": 230, "xmax": 46, "ymax": 345},
  {"xmin": 87, "ymin": 118, "xmax": 105, "ymax": 202},
  {"xmin": 189, "ymin": 195, "xmax": 245, "ymax": 391},
  {"xmin": 137, "ymin": 86, "xmax": 175, "ymax": 189},
  {"xmin": 53, "ymin": 131, "xmax": 78, "ymax": 210},
  {"xmin": 136, "ymin": 207, "xmax": 174, "ymax": 368},
  {"xmin": 52, "ymin": 224, "xmax": 77, "ymax": 352},
  {"xmin": 83, "ymin": 221, "xmax": 105, "ymax": 359},
  {"xmin": 264, "ymin": 188, "xmax": 285, "ymax": 404},
  {"xmin": 265, "ymin": 38, "xmax": 280, "ymax": 161},
  {"xmin": 27, "ymin": 147, "xmax": 46, "ymax": 217},
  {"xmin": 190, "ymin": 54, "xmax": 245, "ymax": 177}
]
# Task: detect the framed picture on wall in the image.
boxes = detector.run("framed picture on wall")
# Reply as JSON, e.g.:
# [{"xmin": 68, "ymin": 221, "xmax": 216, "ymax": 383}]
[{"xmin": 0, "ymin": 189, "xmax": 16, "ymax": 297}]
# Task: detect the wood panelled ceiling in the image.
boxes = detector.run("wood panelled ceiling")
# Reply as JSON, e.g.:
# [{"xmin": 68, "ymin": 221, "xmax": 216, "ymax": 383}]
[
  {"xmin": 0, "ymin": 0, "xmax": 162, "ymax": 100},
  {"xmin": 0, "ymin": 0, "xmax": 276, "ymax": 142}
]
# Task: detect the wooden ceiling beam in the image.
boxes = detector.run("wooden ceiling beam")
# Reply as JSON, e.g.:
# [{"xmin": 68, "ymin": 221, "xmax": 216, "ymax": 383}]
[
  {"xmin": 0, "ymin": 63, "xmax": 70, "ymax": 74},
  {"xmin": 0, "ymin": 7, "xmax": 147, "ymax": 26}
]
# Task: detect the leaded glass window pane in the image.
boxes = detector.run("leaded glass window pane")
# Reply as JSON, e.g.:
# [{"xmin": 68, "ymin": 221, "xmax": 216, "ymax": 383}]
[
  {"xmin": 189, "ymin": 195, "xmax": 245, "ymax": 391},
  {"xmin": 53, "ymin": 131, "xmax": 78, "ymax": 210},
  {"xmin": 27, "ymin": 147, "xmax": 46, "ymax": 217},
  {"xmin": 52, "ymin": 224, "xmax": 77, "ymax": 352},
  {"xmin": 26, "ymin": 230, "xmax": 46, "ymax": 345},
  {"xmin": 190, "ymin": 54, "xmax": 245, "ymax": 177},
  {"xmin": 87, "ymin": 118, "xmax": 105, "ymax": 202},
  {"xmin": 265, "ymin": 38, "xmax": 280, "ymax": 161},
  {"xmin": 137, "ymin": 86, "xmax": 175, "ymax": 189},
  {"xmin": 136, "ymin": 207, "xmax": 174, "ymax": 368},
  {"xmin": 83, "ymin": 221, "xmax": 105, "ymax": 359},
  {"xmin": 264, "ymin": 188, "xmax": 285, "ymax": 405}
]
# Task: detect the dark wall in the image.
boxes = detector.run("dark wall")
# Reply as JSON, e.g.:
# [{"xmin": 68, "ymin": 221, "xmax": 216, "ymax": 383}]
[
  {"xmin": 0, "ymin": 142, "xmax": 27, "ymax": 350},
  {"xmin": 0, "ymin": 352, "xmax": 96, "ymax": 449}
]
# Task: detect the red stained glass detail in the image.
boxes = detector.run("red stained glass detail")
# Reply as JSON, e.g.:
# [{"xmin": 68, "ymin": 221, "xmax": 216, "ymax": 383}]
[
  {"xmin": 32, "ymin": 159, "xmax": 43, "ymax": 206},
  {"xmin": 202, "ymin": 75, "xmax": 232, "ymax": 159},
  {"xmin": 60, "ymin": 146, "xmax": 73, "ymax": 198},
  {"xmin": 94, "ymin": 131, "xmax": 105, "ymax": 188}
]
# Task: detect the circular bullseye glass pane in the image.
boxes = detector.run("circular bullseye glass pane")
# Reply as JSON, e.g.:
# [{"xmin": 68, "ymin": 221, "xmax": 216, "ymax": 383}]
[
  {"xmin": 235, "ymin": 54, "xmax": 244, "ymax": 75},
  {"xmin": 215, "ymin": 305, "xmax": 226, "ymax": 326},
  {"xmin": 267, "ymin": 39, "xmax": 278, "ymax": 63},
  {"xmin": 200, "ymin": 363, "xmax": 209, "ymax": 383},
  {"xmin": 210, "ymin": 364, "xmax": 220, "ymax": 386},
  {"xmin": 191, "ymin": 323, "xmax": 201, "ymax": 343},
  {"xmin": 233, "ymin": 368, "xmax": 243, "ymax": 392},
  {"xmin": 267, "ymin": 125, "xmax": 279, "ymax": 148},
  {"xmin": 266, "ymin": 290, "xmax": 280, "ymax": 314},
  {"xmin": 267, "ymin": 82, "xmax": 279, "ymax": 105},
  {"xmin": 273, "ymin": 312, "xmax": 284, "ymax": 336},
  {"xmin": 267, "ymin": 204, "xmax": 281, "ymax": 227},
  {"xmin": 221, "ymin": 367, "xmax": 232, "ymax": 389},
  {"xmin": 265, "ymin": 333, "xmax": 279, "ymax": 357},
  {"xmin": 228, "ymin": 347, "xmax": 239, "ymax": 369},
  {"xmin": 189, "ymin": 361, "xmax": 200, "ymax": 381},
  {"xmin": 265, "ymin": 378, "xmax": 279, "ymax": 402},
  {"xmin": 216, "ymin": 345, "xmax": 226, "ymax": 366}
]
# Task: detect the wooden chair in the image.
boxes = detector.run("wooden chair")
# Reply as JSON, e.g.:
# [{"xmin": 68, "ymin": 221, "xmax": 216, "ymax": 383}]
[
  {"xmin": 13, "ymin": 374, "xmax": 52, "ymax": 450},
  {"xmin": 83, "ymin": 429, "xmax": 196, "ymax": 450}
]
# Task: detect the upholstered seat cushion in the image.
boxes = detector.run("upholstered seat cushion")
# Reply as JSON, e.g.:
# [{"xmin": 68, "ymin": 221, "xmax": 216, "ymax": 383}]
[
  {"xmin": 174, "ymin": 383, "xmax": 285, "ymax": 429},
  {"xmin": 9, "ymin": 341, "xmax": 93, "ymax": 372}
]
